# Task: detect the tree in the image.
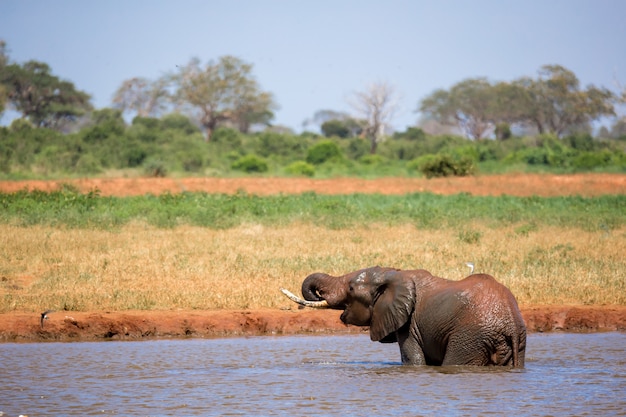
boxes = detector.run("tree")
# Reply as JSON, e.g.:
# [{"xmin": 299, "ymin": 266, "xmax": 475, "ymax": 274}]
[
  {"xmin": 231, "ymin": 90, "xmax": 275, "ymax": 133},
  {"xmin": 419, "ymin": 78, "xmax": 498, "ymax": 140},
  {"xmin": 112, "ymin": 77, "xmax": 169, "ymax": 118},
  {"xmin": 609, "ymin": 116, "xmax": 626, "ymax": 139},
  {"xmin": 320, "ymin": 118, "xmax": 363, "ymax": 138},
  {"xmin": 321, "ymin": 119, "xmax": 350, "ymax": 138},
  {"xmin": 0, "ymin": 39, "xmax": 8, "ymax": 115},
  {"xmin": 2, "ymin": 60, "xmax": 92, "ymax": 130},
  {"xmin": 349, "ymin": 81, "xmax": 398, "ymax": 153},
  {"xmin": 516, "ymin": 65, "xmax": 615, "ymax": 136},
  {"xmin": 306, "ymin": 109, "xmax": 362, "ymax": 137},
  {"xmin": 418, "ymin": 65, "xmax": 616, "ymax": 139},
  {"xmin": 0, "ymin": 39, "xmax": 7, "ymax": 69},
  {"xmin": 171, "ymin": 56, "xmax": 276, "ymax": 141}
]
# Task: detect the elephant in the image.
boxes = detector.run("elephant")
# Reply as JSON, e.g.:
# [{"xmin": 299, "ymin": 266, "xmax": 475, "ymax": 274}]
[{"xmin": 281, "ymin": 266, "xmax": 526, "ymax": 367}]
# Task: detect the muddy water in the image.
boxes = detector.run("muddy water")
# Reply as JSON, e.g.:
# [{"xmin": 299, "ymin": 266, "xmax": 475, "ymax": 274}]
[{"xmin": 1, "ymin": 333, "xmax": 625, "ymax": 416}]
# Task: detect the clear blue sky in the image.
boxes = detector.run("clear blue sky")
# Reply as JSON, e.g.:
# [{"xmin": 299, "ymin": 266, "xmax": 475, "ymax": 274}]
[{"xmin": 1, "ymin": 0, "xmax": 625, "ymax": 132}]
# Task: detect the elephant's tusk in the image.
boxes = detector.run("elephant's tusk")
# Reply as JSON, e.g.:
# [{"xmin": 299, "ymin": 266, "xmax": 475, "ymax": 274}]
[{"xmin": 280, "ymin": 288, "xmax": 329, "ymax": 309}]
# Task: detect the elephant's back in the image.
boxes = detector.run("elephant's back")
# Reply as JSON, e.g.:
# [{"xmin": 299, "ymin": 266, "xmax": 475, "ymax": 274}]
[
  {"xmin": 459, "ymin": 274, "xmax": 519, "ymax": 301},
  {"xmin": 451, "ymin": 274, "xmax": 524, "ymax": 322}
]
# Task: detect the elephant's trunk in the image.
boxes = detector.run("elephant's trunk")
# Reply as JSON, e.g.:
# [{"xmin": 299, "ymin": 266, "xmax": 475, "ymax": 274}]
[
  {"xmin": 280, "ymin": 288, "xmax": 329, "ymax": 308},
  {"xmin": 300, "ymin": 272, "xmax": 350, "ymax": 310},
  {"xmin": 301, "ymin": 272, "xmax": 326, "ymax": 301}
]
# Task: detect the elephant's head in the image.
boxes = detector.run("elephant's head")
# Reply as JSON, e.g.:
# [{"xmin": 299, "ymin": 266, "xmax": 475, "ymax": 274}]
[
  {"xmin": 300, "ymin": 266, "xmax": 400, "ymax": 308},
  {"xmin": 340, "ymin": 268, "xmax": 416, "ymax": 341},
  {"xmin": 283, "ymin": 266, "xmax": 414, "ymax": 342}
]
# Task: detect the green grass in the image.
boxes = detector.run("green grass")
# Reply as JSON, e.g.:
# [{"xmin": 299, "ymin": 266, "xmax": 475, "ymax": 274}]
[{"xmin": 1, "ymin": 187, "xmax": 625, "ymax": 231}]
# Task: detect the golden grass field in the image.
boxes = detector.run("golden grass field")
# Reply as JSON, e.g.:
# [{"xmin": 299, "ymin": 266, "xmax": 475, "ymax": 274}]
[{"xmin": 2, "ymin": 222, "xmax": 624, "ymax": 313}]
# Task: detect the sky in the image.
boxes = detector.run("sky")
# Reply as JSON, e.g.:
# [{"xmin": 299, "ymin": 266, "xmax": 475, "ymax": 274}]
[{"xmin": 1, "ymin": 0, "xmax": 625, "ymax": 132}]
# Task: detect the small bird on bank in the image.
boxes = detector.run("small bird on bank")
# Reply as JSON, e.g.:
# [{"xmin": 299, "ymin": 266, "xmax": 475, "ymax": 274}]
[
  {"xmin": 465, "ymin": 262, "xmax": 475, "ymax": 275},
  {"xmin": 40, "ymin": 310, "xmax": 55, "ymax": 329}
]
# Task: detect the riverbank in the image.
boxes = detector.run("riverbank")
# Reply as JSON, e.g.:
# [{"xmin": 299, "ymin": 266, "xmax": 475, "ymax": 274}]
[{"xmin": 1, "ymin": 305, "xmax": 625, "ymax": 342}]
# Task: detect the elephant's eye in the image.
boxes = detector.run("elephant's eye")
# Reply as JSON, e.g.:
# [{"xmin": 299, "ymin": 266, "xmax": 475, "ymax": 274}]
[{"xmin": 349, "ymin": 285, "xmax": 354, "ymax": 292}]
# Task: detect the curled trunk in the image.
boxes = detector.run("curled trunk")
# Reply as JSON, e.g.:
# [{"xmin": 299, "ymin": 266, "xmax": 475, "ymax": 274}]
[{"xmin": 301, "ymin": 273, "xmax": 327, "ymax": 301}]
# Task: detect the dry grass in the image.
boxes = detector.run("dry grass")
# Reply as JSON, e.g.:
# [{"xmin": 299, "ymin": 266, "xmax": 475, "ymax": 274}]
[{"xmin": 1, "ymin": 222, "xmax": 625, "ymax": 313}]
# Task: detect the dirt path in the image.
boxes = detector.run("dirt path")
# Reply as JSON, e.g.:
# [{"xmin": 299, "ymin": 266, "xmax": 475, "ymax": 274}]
[
  {"xmin": 1, "ymin": 173, "xmax": 625, "ymax": 197},
  {"xmin": 1, "ymin": 306, "xmax": 625, "ymax": 342}
]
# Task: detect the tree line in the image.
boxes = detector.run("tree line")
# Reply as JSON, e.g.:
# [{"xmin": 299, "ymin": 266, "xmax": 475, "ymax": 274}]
[
  {"xmin": 0, "ymin": 39, "xmax": 625, "ymax": 179},
  {"xmin": 419, "ymin": 65, "xmax": 617, "ymax": 140}
]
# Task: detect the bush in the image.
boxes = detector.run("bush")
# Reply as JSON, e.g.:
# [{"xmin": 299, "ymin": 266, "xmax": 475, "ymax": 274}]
[
  {"xmin": 123, "ymin": 144, "xmax": 148, "ymax": 167},
  {"xmin": 284, "ymin": 161, "xmax": 315, "ymax": 177},
  {"xmin": 495, "ymin": 123, "xmax": 512, "ymax": 140},
  {"xmin": 212, "ymin": 127, "xmax": 243, "ymax": 147},
  {"xmin": 160, "ymin": 113, "xmax": 201, "ymax": 134},
  {"xmin": 571, "ymin": 150, "xmax": 613, "ymax": 170},
  {"xmin": 231, "ymin": 154, "xmax": 269, "ymax": 173},
  {"xmin": 410, "ymin": 154, "xmax": 476, "ymax": 178},
  {"xmin": 132, "ymin": 116, "xmax": 160, "ymax": 130},
  {"xmin": 392, "ymin": 127, "xmax": 426, "ymax": 141},
  {"xmin": 255, "ymin": 132, "xmax": 307, "ymax": 159},
  {"xmin": 33, "ymin": 145, "xmax": 76, "ymax": 175},
  {"xmin": 75, "ymin": 154, "xmax": 103, "ymax": 174},
  {"xmin": 143, "ymin": 158, "xmax": 168, "ymax": 177},
  {"xmin": 344, "ymin": 138, "xmax": 370, "ymax": 160},
  {"xmin": 306, "ymin": 140, "xmax": 343, "ymax": 165},
  {"xmin": 359, "ymin": 154, "xmax": 386, "ymax": 165},
  {"xmin": 563, "ymin": 133, "xmax": 595, "ymax": 151},
  {"xmin": 321, "ymin": 120, "xmax": 351, "ymax": 138}
]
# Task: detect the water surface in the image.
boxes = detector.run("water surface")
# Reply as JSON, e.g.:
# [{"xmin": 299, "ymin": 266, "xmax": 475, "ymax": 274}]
[{"xmin": 1, "ymin": 333, "xmax": 625, "ymax": 416}]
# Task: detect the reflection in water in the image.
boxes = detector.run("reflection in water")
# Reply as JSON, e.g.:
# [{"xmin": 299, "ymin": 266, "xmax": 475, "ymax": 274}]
[{"xmin": 1, "ymin": 333, "xmax": 625, "ymax": 416}]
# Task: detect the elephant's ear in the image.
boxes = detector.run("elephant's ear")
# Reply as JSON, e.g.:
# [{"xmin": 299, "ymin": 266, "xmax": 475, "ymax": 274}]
[{"xmin": 369, "ymin": 271, "xmax": 415, "ymax": 342}]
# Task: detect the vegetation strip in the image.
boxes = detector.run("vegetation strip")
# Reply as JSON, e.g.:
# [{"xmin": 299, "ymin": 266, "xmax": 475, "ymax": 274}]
[{"xmin": 1, "ymin": 188, "xmax": 625, "ymax": 230}]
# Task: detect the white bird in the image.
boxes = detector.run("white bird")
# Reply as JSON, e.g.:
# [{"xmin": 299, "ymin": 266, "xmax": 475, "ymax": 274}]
[{"xmin": 465, "ymin": 262, "xmax": 475, "ymax": 274}]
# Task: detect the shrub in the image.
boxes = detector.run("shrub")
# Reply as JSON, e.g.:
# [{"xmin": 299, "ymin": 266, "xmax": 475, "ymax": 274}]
[
  {"xmin": 495, "ymin": 123, "xmax": 512, "ymax": 140},
  {"xmin": 306, "ymin": 140, "xmax": 343, "ymax": 165},
  {"xmin": 359, "ymin": 154, "xmax": 386, "ymax": 165},
  {"xmin": 33, "ymin": 145, "xmax": 76, "ymax": 175},
  {"xmin": 571, "ymin": 150, "xmax": 613, "ymax": 170},
  {"xmin": 143, "ymin": 158, "xmax": 168, "ymax": 177},
  {"xmin": 284, "ymin": 161, "xmax": 315, "ymax": 177},
  {"xmin": 9, "ymin": 118, "xmax": 34, "ymax": 132},
  {"xmin": 563, "ymin": 133, "xmax": 595, "ymax": 151},
  {"xmin": 75, "ymin": 154, "xmax": 103, "ymax": 174},
  {"xmin": 344, "ymin": 138, "xmax": 370, "ymax": 160},
  {"xmin": 132, "ymin": 116, "xmax": 160, "ymax": 129},
  {"xmin": 231, "ymin": 154, "xmax": 268, "ymax": 173},
  {"xmin": 160, "ymin": 113, "xmax": 201, "ymax": 134},
  {"xmin": 124, "ymin": 144, "xmax": 148, "ymax": 167},
  {"xmin": 255, "ymin": 132, "xmax": 307, "ymax": 159},
  {"xmin": 211, "ymin": 127, "xmax": 243, "ymax": 153},
  {"xmin": 321, "ymin": 120, "xmax": 351, "ymax": 138},
  {"xmin": 412, "ymin": 154, "xmax": 476, "ymax": 178},
  {"xmin": 392, "ymin": 127, "xmax": 426, "ymax": 141}
]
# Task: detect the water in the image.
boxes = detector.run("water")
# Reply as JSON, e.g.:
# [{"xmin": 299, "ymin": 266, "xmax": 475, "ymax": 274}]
[{"xmin": 1, "ymin": 333, "xmax": 625, "ymax": 416}]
